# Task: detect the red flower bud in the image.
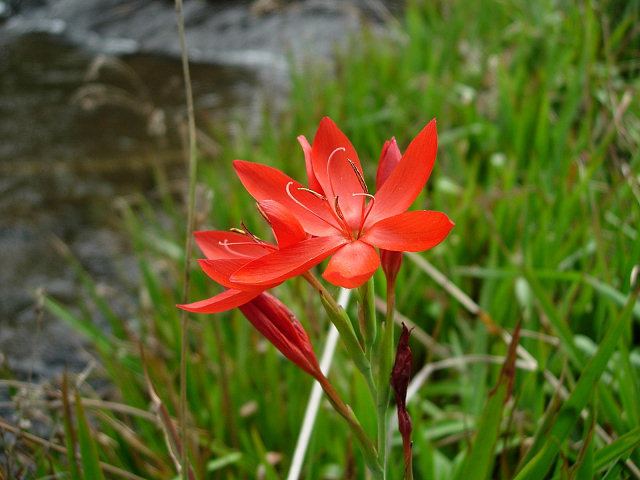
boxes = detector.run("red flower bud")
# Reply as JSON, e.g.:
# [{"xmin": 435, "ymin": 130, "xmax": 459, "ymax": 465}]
[
  {"xmin": 380, "ymin": 249, "xmax": 403, "ymax": 290},
  {"xmin": 376, "ymin": 137, "xmax": 402, "ymax": 190},
  {"xmin": 239, "ymin": 292, "xmax": 322, "ymax": 378},
  {"xmin": 391, "ymin": 323, "xmax": 413, "ymax": 476}
]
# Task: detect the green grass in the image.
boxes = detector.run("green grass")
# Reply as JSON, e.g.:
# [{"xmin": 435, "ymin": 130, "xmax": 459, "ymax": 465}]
[{"xmin": 6, "ymin": 0, "xmax": 640, "ymax": 478}]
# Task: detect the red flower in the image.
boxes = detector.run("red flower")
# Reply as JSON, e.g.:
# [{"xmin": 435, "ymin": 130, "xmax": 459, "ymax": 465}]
[
  {"xmin": 230, "ymin": 117, "xmax": 454, "ymax": 289},
  {"xmin": 239, "ymin": 292, "xmax": 322, "ymax": 378},
  {"xmin": 178, "ymin": 202, "xmax": 322, "ymax": 378},
  {"xmin": 177, "ymin": 199, "xmax": 307, "ymax": 313}
]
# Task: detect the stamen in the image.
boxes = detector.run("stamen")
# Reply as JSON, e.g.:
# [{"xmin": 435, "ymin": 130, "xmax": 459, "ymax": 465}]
[
  {"xmin": 218, "ymin": 239, "xmax": 255, "ymax": 258},
  {"xmin": 326, "ymin": 147, "xmax": 346, "ymax": 198},
  {"xmin": 297, "ymin": 187, "xmax": 326, "ymax": 200},
  {"xmin": 240, "ymin": 221, "xmax": 265, "ymax": 245},
  {"xmin": 333, "ymin": 196, "xmax": 353, "ymax": 240},
  {"xmin": 218, "ymin": 238, "xmax": 277, "ymax": 257},
  {"xmin": 255, "ymin": 202, "xmax": 270, "ymax": 223},
  {"xmin": 334, "ymin": 196, "xmax": 346, "ymax": 222},
  {"xmin": 231, "ymin": 224, "xmax": 273, "ymax": 248},
  {"xmin": 285, "ymin": 181, "xmax": 341, "ymax": 231},
  {"xmin": 348, "ymin": 159, "xmax": 369, "ymax": 194},
  {"xmin": 353, "ymin": 192, "xmax": 376, "ymax": 236},
  {"xmin": 352, "ymin": 192, "xmax": 375, "ymax": 201}
]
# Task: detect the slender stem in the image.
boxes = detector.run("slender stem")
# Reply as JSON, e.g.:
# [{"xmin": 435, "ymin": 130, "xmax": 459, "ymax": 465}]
[
  {"xmin": 317, "ymin": 375, "xmax": 383, "ymax": 478},
  {"xmin": 358, "ymin": 278, "xmax": 377, "ymax": 356},
  {"xmin": 288, "ymin": 288, "xmax": 350, "ymax": 480},
  {"xmin": 303, "ymin": 272, "xmax": 377, "ymax": 399},
  {"xmin": 377, "ymin": 285, "xmax": 396, "ymax": 475},
  {"xmin": 174, "ymin": 0, "xmax": 198, "ymax": 477},
  {"xmin": 405, "ymin": 455, "xmax": 414, "ymax": 480},
  {"xmin": 212, "ymin": 320, "xmax": 238, "ymax": 447}
]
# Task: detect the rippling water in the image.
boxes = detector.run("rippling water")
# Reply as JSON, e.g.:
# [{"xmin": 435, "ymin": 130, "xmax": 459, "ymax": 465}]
[{"xmin": 0, "ymin": 32, "xmax": 261, "ymax": 379}]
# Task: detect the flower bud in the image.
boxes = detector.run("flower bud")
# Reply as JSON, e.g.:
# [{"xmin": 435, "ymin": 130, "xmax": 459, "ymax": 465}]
[
  {"xmin": 239, "ymin": 293, "xmax": 321, "ymax": 378},
  {"xmin": 376, "ymin": 137, "xmax": 402, "ymax": 190},
  {"xmin": 381, "ymin": 249, "xmax": 403, "ymax": 290},
  {"xmin": 391, "ymin": 323, "xmax": 413, "ymax": 476}
]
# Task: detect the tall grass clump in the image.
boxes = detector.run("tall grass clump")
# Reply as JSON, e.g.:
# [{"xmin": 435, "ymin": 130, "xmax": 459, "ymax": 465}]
[{"xmin": 5, "ymin": 0, "xmax": 639, "ymax": 478}]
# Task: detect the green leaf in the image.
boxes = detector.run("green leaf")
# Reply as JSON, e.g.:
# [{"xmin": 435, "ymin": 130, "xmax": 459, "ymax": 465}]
[
  {"xmin": 594, "ymin": 427, "xmax": 640, "ymax": 472},
  {"xmin": 515, "ymin": 287, "xmax": 640, "ymax": 480},
  {"xmin": 206, "ymin": 452, "xmax": 242, "ymax": 472},
  {"xmin": 61, "ymin": 374, "xmax": 83, "ymax": 480},
  {"xmin": 74, "ymin": 390, "xmax": 105, "ymax": 480},
  {"xmin": 454, "ymin": 323, "xmax": 521, "ymax": 480}
]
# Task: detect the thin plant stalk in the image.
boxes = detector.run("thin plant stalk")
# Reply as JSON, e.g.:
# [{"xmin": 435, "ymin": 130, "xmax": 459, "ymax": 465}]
[
  {"xmin": 303, "ymin": 272, "xmax": 377, "ymax": 397},
  {"xmin": 376, "ymin": 282, "xmax": 396, "ymax": 471},
  {"xmin": 173, "ymin": 0, "xmax": 198, "ymax": 477},
  {"xmin": 316, "ymin": 375, "xmax": 383, "ymax": 478},
  {"xmin": 301, "ymin": 273, "xmax": 382, "ymax": 476},
  {"xmin": 358, "ymin": 278, "xmax": 377, "ymax": 355},
  {"xmin": 287, "ymin": 289, "xmax": 351, "ymax": 480}
]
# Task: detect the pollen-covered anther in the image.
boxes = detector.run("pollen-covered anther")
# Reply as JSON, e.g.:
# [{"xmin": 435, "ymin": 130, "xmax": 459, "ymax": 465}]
[
  {"xmin": 255, "ymin": 202, "xmax": 270, "ymax": 223},
  {"xmin": 332, "ymin": 195, "xmax": 353, "ymax": 238},
  {"xmin": 334, "ymin": 196, "xmax": 346, "ymax": 222},
  {"xmin": 240, "ymin": 221, "xmax": 263, "ymax": 244},
  {"xmin": 348, "ymin": 158, "xmax": 369, "ymax": 193}
]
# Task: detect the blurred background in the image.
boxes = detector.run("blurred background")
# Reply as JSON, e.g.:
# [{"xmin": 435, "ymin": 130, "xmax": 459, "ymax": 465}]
[
  {"xmin": 1, "ymin": 0, "xmax": 639, "ymax": 478},
  {"xmin": 0, "ymin": 0, "xmax": 395, "ymax": 379}
]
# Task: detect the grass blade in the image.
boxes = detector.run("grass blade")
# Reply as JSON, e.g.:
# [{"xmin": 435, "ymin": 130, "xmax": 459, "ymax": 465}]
[
  {"xmin": 74, "ymin": 390, "xmax": 106, "ymax": 480},
  {"xmin": 454, "ymin": 322, "xmax": 521, "ymax": 480},
  {"xmin": 594, "ymin": 427, "xmax": 640, "ymax": 472},
  {"xmin": 515, "ymin": 273, "xmax": 640, "ymax": 479},
  {"xmin": 62, "ymin": 374, "xmax": 83, "ymax": 480}
]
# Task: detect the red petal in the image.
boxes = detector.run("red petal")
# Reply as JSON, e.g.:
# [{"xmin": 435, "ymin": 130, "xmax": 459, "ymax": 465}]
[
  {"xmin": 257, "ymin": 200, "xmax": 307, "ymax": 248},
  {"xmin": 376, "ymin": 137, "xmax": 402, "ymax": 190},
  {"xmin": 310, "ymin": 117, "xmax": 365, "ymax": 228},
  {"xmin": 194, "ymin": 230, "xmax": 271, "ymax": 260},
  {"xmin": 199, "ymin": 259, "xmax": 274, "ymax": 291},
  {"xmin": 322, "ymin": 241, "xmax": 380, "ymax": 288},
  {"xmin": 298, "ymin": 135, "xmax": 323, "ymax": 194},
  {"xmin": 366, "ymin": 120, "xmax": 438, "ymax": 225},
  {"xmin": 231, "ymin": 235, "xmax": 348, "ymax": 286},
  {"xmin": 177, "ymin": 289, "xmax": 259, "ymax": 313},
  {"xmin": 234, "ymin": 160, "xmax": 339, "ymax": 236},
  {"xmin": 362, "ymin": 210, "xmax": 454, "ymax": 252},
  {"xmin": 199, "ymin": 259, "xmax": 245, "ymax": 288}
]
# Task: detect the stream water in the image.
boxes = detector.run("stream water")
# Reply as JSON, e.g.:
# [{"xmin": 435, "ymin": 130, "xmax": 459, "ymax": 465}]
[{"xmin": 0, "ymin": 32, "xmax": 262, "ymax": 380}]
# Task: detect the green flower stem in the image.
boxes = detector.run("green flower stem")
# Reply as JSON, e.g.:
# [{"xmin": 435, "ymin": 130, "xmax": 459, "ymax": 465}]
[
  {"xmin": 303, "ymin": 272, "xmax": 376, "ymax": 398},
  {"xmin": 317, "ymin": 375, "xmax": 384, "ymax": 478},
  {"xmin": 359, "ymin": 278, "xmax": 378, "ymax": 356},
  {"xmin": 376, "ymin": 285, "xmax": 396, "ymax": 474}
]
